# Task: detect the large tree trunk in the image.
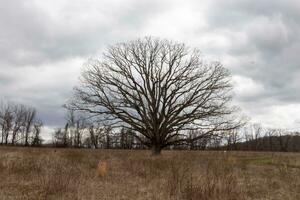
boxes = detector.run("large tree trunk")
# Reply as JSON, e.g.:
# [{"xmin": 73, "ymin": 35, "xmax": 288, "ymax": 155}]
[{"xmin": 151, "ymin": 145, "xmax": 162, "ymax": 155}]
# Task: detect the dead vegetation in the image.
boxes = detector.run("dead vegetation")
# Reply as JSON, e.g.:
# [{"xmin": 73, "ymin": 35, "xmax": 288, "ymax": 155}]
[{"xmin": 0, "ymin": 147, "xmax": 299, "ymax": 200}]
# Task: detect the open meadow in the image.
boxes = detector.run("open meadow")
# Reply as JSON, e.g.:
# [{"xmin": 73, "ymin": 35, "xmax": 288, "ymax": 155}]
[{"xmin": 0, "ymin": 147, "xmax": 299, "ymax": 200}]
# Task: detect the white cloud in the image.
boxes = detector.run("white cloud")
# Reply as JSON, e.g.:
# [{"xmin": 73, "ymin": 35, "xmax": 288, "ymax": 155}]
[
  {"xmin": 41, "ymin": 126, "xmax": 55, "ymax": 142},
  {"xmin": 252, "ymin": 104, "xmax": 300, "ymax": 130},
  {"xmin": 232, "ymin": 75, "xmax": 264, "ymax": 99}
]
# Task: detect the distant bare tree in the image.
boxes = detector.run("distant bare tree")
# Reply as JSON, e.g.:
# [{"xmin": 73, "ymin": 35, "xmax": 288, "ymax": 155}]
[
  {"xmin": 53, "ymin": 124, "xmax": 69, "ymax": 147},
  {"xmin": 225, "ymin": 129, "xmax": 241, "ymax": 150},
  {"xmin": 119, "ymin": 127, "xmax": 126, "ymax": 149},
  {"xmin": 207, "ymin": 135, "xmax": 223, "ymax": 149},
  {"xmin": 53, "ymin": 128, "xmax": 63, "ymax": 146},
  {"xmin": 70, "ymin": 37, "xmax": 244, "ymax": 154},
  {"xmin": 65, "ymin": 109, "xmax": 76, "ymax": 146},
  {"xmin": 32, "ymin": 120, "xmax": 43, "ymax": 146},
  {"xmin": 265, "ymin": 129, "xmax": 276, "ymax": 151},
  {"xmin": 104, "ymin": 125, "xmax": 112, "ymax": 149},
  {"xmin": 11, "ymin": 105, "xmax": 26, "ymax": 145},
  {"xmin": 74, "ymin": 118, "xmax": 86, "ymax": 148},
  {"xmin": 243, "ymin": 125, "xmax": 255, "ymax": 150},
  {"xmin": 63, "ymin": 123, "xmax": 69, "ymax": 147},
  {"xmin": 119, "ymin": 127, "xmax": 134, "ymax": 149},
  {"xmin": 197, "ymin": 137, "xmax": 209, "ymax": 150},
  {"xmin": 0, "ymin": 101, "xmax": 42, "ymax": 146},
  {"xmin": 277, "ymin": 129, "xmax": 291, "ymax": 152},
  {"xmin": 65, "ymin": 108, "xmax": 87, "ymax": 148},
  {"xmin": 88, "ymin": 125, "xmax": 98, "ymax": 149},
  {"xmin": 186, "ymin": 130, "xmax": 211, "ymax": 150},
  {"xmin": 0, "ymin": 103, "xmax": 14, "ymax": 144},
  {"xmin": 23, "ymin": 107, "xmax": 36, "ymax": 146},
  {"xmin": 252, "ymin": 124, "xmax": 263, "ymax": 150}
]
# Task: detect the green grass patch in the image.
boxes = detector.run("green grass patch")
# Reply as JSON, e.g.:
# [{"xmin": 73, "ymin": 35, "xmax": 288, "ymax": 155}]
[{"xmin": 240, "ymin": 156, "xmax": 274, "ymax": 166}]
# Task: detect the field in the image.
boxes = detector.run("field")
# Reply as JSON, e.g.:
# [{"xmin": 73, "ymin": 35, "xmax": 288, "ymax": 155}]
[{"xmin": 0, "ymin": 147, "xmax": 299, "ymax": 200}]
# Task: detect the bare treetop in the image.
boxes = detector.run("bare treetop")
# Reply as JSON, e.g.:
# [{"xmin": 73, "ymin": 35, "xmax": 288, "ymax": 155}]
[{"xmin": 70, "ymin": 37, "xmax": 244, "ymax": 154}]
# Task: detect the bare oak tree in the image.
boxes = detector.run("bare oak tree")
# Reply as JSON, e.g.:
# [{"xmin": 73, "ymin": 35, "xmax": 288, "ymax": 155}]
[{"xmin": 70, "ymin": 37, "xmax": 243, "ymax": 154}]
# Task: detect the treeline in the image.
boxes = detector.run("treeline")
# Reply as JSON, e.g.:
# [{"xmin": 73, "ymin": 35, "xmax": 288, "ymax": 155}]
[
  {"xmin": 52, "ymin": 109, "xmax": 145, "ymax": 149},
  {"xmin": 186, "ymin": 125, "xmax": 300, "ymax": 152},
  {"xmin": 53, "ymin": 125, "xmax": 145, "ymax": 149},
  {"xmin": 0, "ymin": 101, "xmax": 43, "ymax": 146},
  {"xmin": 51, "ymin": 111, "xmax": 300, "ymax": 152},
  {"xmin": 223, "ymin": 126, "xmax": 300, "ymax": 152},
  {"xmin": 1, "ymin": 102, "xmax": 298, "ymax": 152},
  {"xmin": 51, "ymin": 109, "xmax": 231, "ymax": 149}
]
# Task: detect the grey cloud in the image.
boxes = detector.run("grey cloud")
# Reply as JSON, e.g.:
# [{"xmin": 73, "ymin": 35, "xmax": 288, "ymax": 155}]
[
  {"xmin": 0, "ymin": 0, "xmax": 169, "ymax": 129},
  {"xmin": 201, "ymin": 0, "xmax": 300, "ymax": 107},
  {"xmin": 0, "ymin": 0, "xmax": 166, "ymax": 67},
  {"xmin": 1, "ymin": 0, "xmax": 300, "ymax": 130}
]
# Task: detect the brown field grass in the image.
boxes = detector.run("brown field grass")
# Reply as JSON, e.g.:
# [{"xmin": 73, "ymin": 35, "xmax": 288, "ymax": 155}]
[{"xmin": 0, "ymin": 147, "xmax": 299, "ymax": 200}]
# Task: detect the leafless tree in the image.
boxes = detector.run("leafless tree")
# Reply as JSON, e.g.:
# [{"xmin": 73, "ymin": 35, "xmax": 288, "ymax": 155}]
[
  {"xmin": 0, "ymin": 103, "xmax": 14, "ymax": 144},
  {"xmin": 119, "ymin": 127, "xmax": 134, "ymax": 149},
  {"xmin": 242, "ymin": 125, "xmax": 253, "ymax": 150},
  {"xmin": 65, "ymin": 109, "xmax": 75, "ymax": 146},
  {"xmin": 224, "ymin": 129, "xmax": 241, "ymax": 150},
  {"xmin": 252, "ymin": 123, "xmax": 263, "ymax": 150},
  {"xmin": 0, "ymin": 101, "xmax": 42, "ymax": 146},
  {"xmin": 69, "ymin": 37, "xmax": 244, "ymax": 154},
  {"xmin": 65, "ymin": 108, "xmax": 87, "ymax": 148},
  {"xmin": 63, "ymin": 123, "xmax": 69, "ymax": 147},
  {"xmin": 88, "ymin": 125, "xmax": 98, "ymax": 149},
  {"xmin": 23, "ymin": 107, "xmax": 36, "ymax": 146},
  {"xmin": 53, "ymin": 128, "xmax": 63, "ymax": 146},
  {"xmin": 265, "ymin": 129, "xmax": 276, "ymax": 151},
  {"xmin": 53, "ymin": 124, "xmax": 69, "ymax": 147},
  {"xmin": 104, "ymin": 125, "xmax": 112, "ymax": 149},
  {"xmin": 119, "ymin": 127, "xmax": 126, "ymax": 149},
  {"xmin": 197, "ymin": 137, "xmax": 209, "ymax": 150},
  {"xmin": 277, "ymin": 129, "xmax": 291, "ymax": 152},
  {"xmin": 74, "ymin": 118, "xmax": 86, "ymax": 148},
  {"xmin": 11, "ymin": 104, "xmax": 26, "ymax": 145},
  {"xmin": 186, "ymin": 130, "xmax": 211, "ymax": 150},
  {"xmin": 32, "ymin": 120, "xmax": 43, "ymax": 146}
]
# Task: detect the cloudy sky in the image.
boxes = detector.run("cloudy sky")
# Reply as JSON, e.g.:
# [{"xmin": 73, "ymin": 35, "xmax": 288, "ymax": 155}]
[{"xmin": 1, "ymin": 0, "xmax": 300, "ymax": 138}]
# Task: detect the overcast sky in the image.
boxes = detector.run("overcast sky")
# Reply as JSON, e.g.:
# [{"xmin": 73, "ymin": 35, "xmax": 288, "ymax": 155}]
[{"xmin": 1, "ymin": 0, "xmax": 300, "ymax": 138}]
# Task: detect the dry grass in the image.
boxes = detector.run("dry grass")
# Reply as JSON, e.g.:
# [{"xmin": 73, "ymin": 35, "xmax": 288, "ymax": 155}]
[{"xmin": 0, "ymin": 147, "xmax": 299, "ymax": 200}]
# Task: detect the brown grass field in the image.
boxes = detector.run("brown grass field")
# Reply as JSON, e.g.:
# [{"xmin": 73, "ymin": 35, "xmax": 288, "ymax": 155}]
[{"xmin": 0, "ymin": 147, "xmax": 299, "ymax": 200}]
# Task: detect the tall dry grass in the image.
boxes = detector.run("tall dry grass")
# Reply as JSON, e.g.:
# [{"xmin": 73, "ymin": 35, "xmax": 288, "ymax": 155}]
[{"xmin": 0, "ymin": 147, "xmax": 299, "ymax": 200}]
